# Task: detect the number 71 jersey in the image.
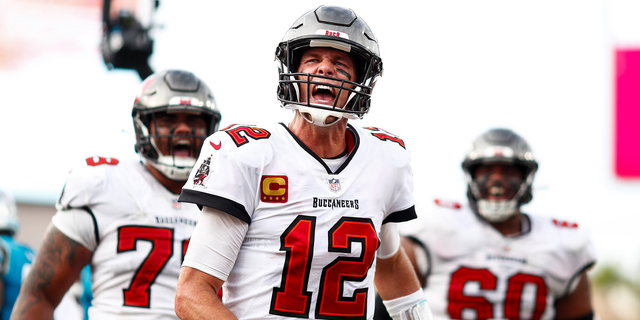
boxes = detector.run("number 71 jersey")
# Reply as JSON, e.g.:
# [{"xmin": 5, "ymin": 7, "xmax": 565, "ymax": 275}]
[
  {"xmin": 180, "ymin": 123, "xmax": 417, "ymax": 320},
  {"xmin": 52, "ymin": 156, "xmax": 200, "ymax": 320}
]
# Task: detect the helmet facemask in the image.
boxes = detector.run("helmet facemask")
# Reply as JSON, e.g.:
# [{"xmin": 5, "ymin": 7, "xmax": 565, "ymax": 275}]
[
  {"xmin": 134, "ymin": 109, "xmax": 216, "ymax": 181},
  {"xmin": 465, "ymin": 163, "xmax": 535, "ymax": 222},
  {"xmin": 288, "ymin": 61, "xmax": 364, "ymax": 126}
]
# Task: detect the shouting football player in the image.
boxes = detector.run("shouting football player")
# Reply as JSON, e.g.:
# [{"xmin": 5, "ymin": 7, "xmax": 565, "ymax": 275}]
[
  {"xmin": 11, "ymin": 70, "xmax": 221, "ymax": 320},
  {"xmin": 175, "ymin": 5, "xmax": 433, "ymax": 320},
  {"xmin": 376, "ymin": 128, "xmax": 595, "ymax": 320}
]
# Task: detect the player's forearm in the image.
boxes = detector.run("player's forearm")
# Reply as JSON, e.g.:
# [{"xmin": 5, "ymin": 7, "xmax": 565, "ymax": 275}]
[
  {"xmin": 375, "ymin": 247, "xmax": 422, "ymax": 300},
  {"xmin": 12, "ymin": 225, "xmax": 91, "ymax": 320},
  {"xmin": 175, "ymin": 267, "xmax": 237, "ymax": 320},
  {"xmin": 9, "ymin": 292, "xmax": 56, "ymax": 320},
  {"xmin": 175, "ymin": 292, "xmax": 236, "ymax": 320}
]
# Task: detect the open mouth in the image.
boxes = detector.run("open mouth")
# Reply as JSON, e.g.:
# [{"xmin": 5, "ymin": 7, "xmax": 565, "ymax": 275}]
[
  {"xmin": 487, "ymin": 185, "xmax": 508, "ymax": 200},
  {"xmin": 312, "ymin": 84, "xmax": 336, "ymax": 103},
  {"xmin": 173, "ymin": 140, "xmax": 192, "ymax": 158}
]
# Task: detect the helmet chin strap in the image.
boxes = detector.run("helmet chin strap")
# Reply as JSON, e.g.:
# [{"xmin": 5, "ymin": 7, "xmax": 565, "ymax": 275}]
[
  {"xmin": 470, "ymin": 180, "xmax": 528, "ymax": 223},
  {"xmin": 147, "ymin": 156, "xmax": 195, "ymax": 181},
  {"xmin": 476, "ymin": 199, "xmax": 518, "ymax": 222},
  {"xmin": 298, "ymin": 106, "xmax": 344, "ymax": 127}
]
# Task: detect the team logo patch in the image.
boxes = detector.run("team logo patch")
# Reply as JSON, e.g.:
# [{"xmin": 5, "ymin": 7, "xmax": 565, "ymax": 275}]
[
  {"xmin": 328, "ymin": 178, "xmax": 341, "ymax": 193},
  {"xmin": 261, "ymin": 175, "xmax": 288, "ymax": 203},
  {"xmin": 193, "ymin": 155, "xmax": 212, "ymax": 187}
]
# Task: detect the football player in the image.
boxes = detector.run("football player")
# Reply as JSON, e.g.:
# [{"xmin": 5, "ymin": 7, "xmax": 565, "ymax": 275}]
[
  {"xmin": 0, "ymin": 191, "xmax": 35, "ymax": 320},
  {"xmin": 376, "ymin": 128, "xmax": 595, "ymax": 320},
  {"xmin": 175, "ymin": 5, "xmax": 433, "ymax": 320},
  {"xmin": 11, "ymin": 70, "xmax": 221, "ymax": 320}
]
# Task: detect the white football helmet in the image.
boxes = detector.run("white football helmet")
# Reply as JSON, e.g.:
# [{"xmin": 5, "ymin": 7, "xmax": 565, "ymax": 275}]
[
  {"xmin": 0, "ymin": 191, "xmax": 20, "ymax": 235},
  {"xmin": 461, "ymin": 129, "xmax": 538, "ymax": 222},
  {"xmin": 133, "ymin": 70, "xmax": 221, "ymax": 181},
  {"xmin": 275, "ymin": 5, "xmax": 383, "ymax": 126}
]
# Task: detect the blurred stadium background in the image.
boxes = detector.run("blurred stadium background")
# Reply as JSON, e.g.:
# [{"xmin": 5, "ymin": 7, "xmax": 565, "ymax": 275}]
[{"xmin": 1, "ymin": 0, "xmax": 640, "ymax": 318}]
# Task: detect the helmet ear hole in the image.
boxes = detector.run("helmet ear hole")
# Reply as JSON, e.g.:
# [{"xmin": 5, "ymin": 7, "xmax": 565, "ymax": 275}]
[
  {"xmin": 277, "ymin": 83, "xmax": 288, "ymax": 100},
  {"xmin": 521, "ymin": 190, "xmax": 533, "ymax": 204}
]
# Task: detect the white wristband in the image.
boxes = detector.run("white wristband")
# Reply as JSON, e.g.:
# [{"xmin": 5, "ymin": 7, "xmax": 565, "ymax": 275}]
[{"xmin": 382, "ymin": 289, "xmax": 433, "ymax": 320}]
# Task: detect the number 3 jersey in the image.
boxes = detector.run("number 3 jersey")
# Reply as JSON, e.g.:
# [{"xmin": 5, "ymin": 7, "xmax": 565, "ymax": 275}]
[
  {"xmin": 404, "ymin": 200, "xmax": 596, "ymax": 320},
  {"xmin": 51, "ymin": 156, "xmax": 200, "ymax": 320},
  {"xmin": 179, "ymin": 123, "xmax": 417, "ymax": 320}
]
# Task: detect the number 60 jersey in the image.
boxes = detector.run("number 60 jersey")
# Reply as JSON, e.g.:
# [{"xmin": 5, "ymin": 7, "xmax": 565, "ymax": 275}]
[
  {"xmin": 405, "ymin": 200, "xmax": 596, "ymax": 320},
  {"xmin": 52, "ymin": 156, "xmax": 200, "ymax": 320},
  {"xmin": 179, "ymin": 123, "xmax": 417, "ymax": 320}
]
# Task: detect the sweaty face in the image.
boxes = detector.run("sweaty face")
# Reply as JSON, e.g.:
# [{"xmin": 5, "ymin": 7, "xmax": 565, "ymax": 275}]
[
  {"xmin": 472, "ymin": 164, "xmax": 525, "ymax": 201},
  {"xmin": 296, "ymin": 48, "xmax": 357, "ymax": 109},
  {"xmin": 150, "ymin": 112, "xmax": 208, "ymax": 159}
]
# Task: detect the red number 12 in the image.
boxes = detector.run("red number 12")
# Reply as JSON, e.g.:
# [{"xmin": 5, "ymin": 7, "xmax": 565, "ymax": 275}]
[{"xmin": 270, "ymin": 216, "xmax": 379, "ymax": 319}]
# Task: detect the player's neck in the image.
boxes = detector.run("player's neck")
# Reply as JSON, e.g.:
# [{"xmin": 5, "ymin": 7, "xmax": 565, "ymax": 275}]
[
  {"xmin": 288, "ymin": 114, "xmax": 349, "ymax": 158},
  {"xmin": 491, "ymin": 212, "xmax": 526, "ymax": 237},
  {"xmin": 145, "ymin": 163, "xmax": 185, "ymax": 195}
]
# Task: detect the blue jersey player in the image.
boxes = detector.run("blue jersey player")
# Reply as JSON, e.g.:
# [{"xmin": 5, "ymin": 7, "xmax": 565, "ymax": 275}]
[{"xmin": 0, "ymin": 191, "xmax": 35, "ymax": 320}]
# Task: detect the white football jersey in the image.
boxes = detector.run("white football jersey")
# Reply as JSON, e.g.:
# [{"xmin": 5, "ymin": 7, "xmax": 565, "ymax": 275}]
[
  {"xmin": 405, "ymin": 199, "xmax": 595, "ymax": 320},
  {"xmin": 52, "ymin": 156, "xmax": 200, "ymax": 320},
  {"xmin": 180, "ymin": 123, "xmax": 417, "ymax": 320}
]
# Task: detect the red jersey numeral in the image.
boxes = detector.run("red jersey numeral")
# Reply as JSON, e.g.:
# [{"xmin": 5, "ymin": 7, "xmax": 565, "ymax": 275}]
[
  {"xmin": 270, "ymin": 216, "xmax": 378, "ymax": 319},
  {"xmin": 86, "ymin": 156, "xmax": 119, "ymax": 166},
  {"xmin": 505, "ymin": 273, "xmax": 548, "ymax": 320},
  {"xmin": 448, "ymin": 267, "xmax": 496, "ymax": 319},
  {"xmin": 181, "ymin": 238, "xmax": 190, "ymax": 263},
  {"xmin": 363, "ymin": 127, "xmax": 406, "ymax": 149},
  {"xmin": 224, "ymin": 125, "xmax": 271, "ymax": 147},
  {"xmin": 117, "ymin": 226, "xmax": 189, "ymax": 308},
  {"xmin": 447, "ymin": 267, "xmax": 548, "ymax": 320},
  {"xmin": 270, "ymin": 216, "xmax": 315, "ymax": 317},
  {"xmin": 317, "ymin": 217, "xmax": 378, "ymax": 319}
]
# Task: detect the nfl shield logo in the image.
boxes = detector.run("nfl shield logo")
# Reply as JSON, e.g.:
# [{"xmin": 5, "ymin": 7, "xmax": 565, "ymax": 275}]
[{"xmin": 328, "ymin": 178, "xmax": 341, "ymax": 193}]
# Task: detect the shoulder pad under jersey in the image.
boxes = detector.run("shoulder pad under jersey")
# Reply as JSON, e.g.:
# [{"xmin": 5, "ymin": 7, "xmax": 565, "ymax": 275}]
[
  {"xmin": 57, "ymin": 156, "xmax": 123, "ymax": 210},
  {"xmin": 359, "ymin": 126, "xmax": 411, "ymax": 167},
  {"xmin": 204, "ymin": 124, "xmax": 275, "ymax": 168},
  {"xmin": 546, "ymin": 216, "xmax": 592, "ymax": 252}
]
